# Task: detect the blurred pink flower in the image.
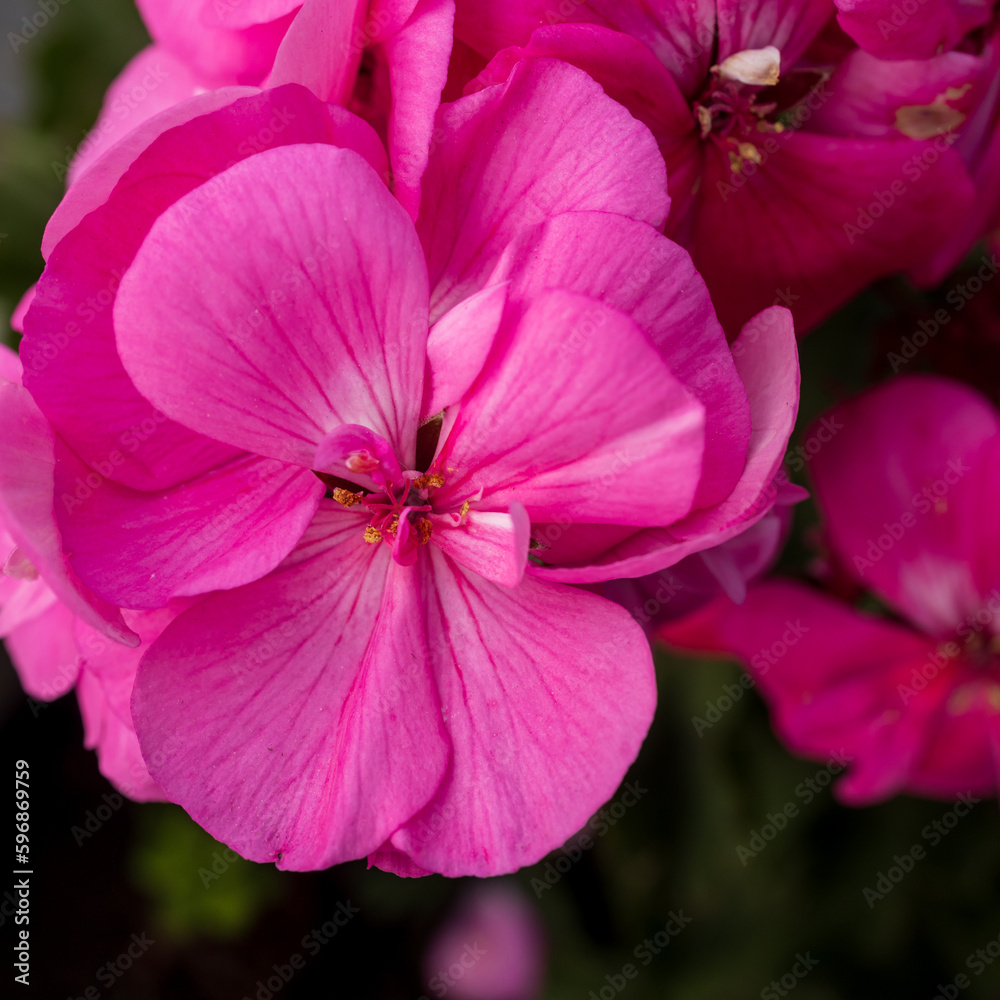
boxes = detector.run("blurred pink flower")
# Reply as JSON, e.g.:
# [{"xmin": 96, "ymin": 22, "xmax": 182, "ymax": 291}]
[
  {"xmin": 422, "ymin": 883, "xmax": 545, "ymax": 1000},
  {"xmin": 453, "ymin": 0, "xmax": 988, "ymax": 335},
  {"xmin": 665, "ymin": 375, "xmax": 1000, "ymax": 803}
]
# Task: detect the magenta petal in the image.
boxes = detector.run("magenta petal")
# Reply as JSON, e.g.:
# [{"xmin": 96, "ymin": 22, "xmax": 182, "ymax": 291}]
[
  {"xmin": 268, "ymin": 0, "xmax": 365, "ymax": 102},
  {"xmin": 384, "ymin": 548, "xmax": 656, "ymax": 876},
  {"xmin": 419, "ymin": 57, "xmax": 669, "ymax": 318},
  {"xmin": 491, "ymin": 213, "xmax": 749, "ymax": 510},
  {"xmin": 132, "ymin": 507, "xmax": 449, "ymax": 869},
  {"xmin": 810, "ymin": 375, "xmax": 1000, "ymax": 635},
  {"xmin": 422, "ymin": 281, "xmax": 508, "ymax": 419},
  {"xmin": 717, "ymin": 0, "xmax": 836, "ymax": 70},
  {"xmin": 0, "ymin": 384, "xmax": 136, "ymax": 646},
  {"xmin": 54, "ymin": 443, "xmax": 322, "ymax": 609},
  {"xmin": 662, "ymin": 581, "xmax": 938, "ymax": 803},
  {"xmin": 67, "ymin": 46, "xmax": 202, "ymax": 187},
  {"xmin": 380, "ymin": 0, "xmax": 456, "ymax": 218},
  {"xmin": 530, "ymin": 306, "xmax": 798, "ymax": 583},
  {"xmin": 835, "ymin": 0, "xmax": 994, "ymax": 59},
  {"xmin": 116, "ymin": 144, "xmax": 429, "ymax": 469},
  {"xmin": 4, "ymin": 602, "xmax": 79, "ymax": 702},
  {"xmin": 434, "ymin": 290, "xmax": 705, "ymax": 527},
  {"xmin": 430, "ymin": 504, "xmax": 530, "ymax": 587}
]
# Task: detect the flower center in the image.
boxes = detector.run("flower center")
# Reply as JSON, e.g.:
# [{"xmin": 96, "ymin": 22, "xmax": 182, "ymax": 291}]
[{"xmin": 692, "ymin": 47, "xmax": 786, "ymax": 173}]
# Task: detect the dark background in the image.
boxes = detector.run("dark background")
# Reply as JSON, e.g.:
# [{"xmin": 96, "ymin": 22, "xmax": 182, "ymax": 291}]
[{"xmin": 2, "ymin": 1, "xmax": 1000, "ymax": 996}]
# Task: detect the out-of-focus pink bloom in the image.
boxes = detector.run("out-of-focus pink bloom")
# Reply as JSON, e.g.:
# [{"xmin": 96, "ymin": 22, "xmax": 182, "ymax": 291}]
[
  {"xmin": 453, "ymin": 0, "xmax": 983, "ymax": 335},
  {"xmin": 422, "ymin": 883, "xmax": 545, "ymax": 1000},
  {"xmin": 664, "ymin": 375, "xmax": 1000, "ymax": 804},
  {"xmin": 69, "ymin": 0, "xmax": 456, "ymax": 216},
  {"xmin": 0, "ymin": 346, "xmax": 165, "ymax": 801}
]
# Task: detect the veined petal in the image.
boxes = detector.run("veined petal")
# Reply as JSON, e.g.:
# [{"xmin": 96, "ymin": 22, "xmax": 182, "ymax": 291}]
[
  {"xmin": 132, "ymin": 505, "xmax": 450, "ymax": 870},
  {"xmin": 434, "ymin": 290, "xmax": 705, "ymax": 527},
  {"xmin": 382, "ymin": 547, "xmax": 656, "ymax": 876},
  {"xmin": 116, "ymin": 144, "xmax": 429, "ymax": 470}
]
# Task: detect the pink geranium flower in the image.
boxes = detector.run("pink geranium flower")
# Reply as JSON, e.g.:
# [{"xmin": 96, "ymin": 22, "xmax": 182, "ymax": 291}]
[
  {"xmin": 24, "ymin": 64, "xmax": 670, "ymax": 613},
  {"xmin": 453, "ymin": 0, "xmax": 986, "ymax": 334},
  {"xmin": 0, "ymin": 346, "xmax": 168, "ymax": 801},
  {"xmin": 665, "ymin": 375, "xmax": 1000, "ymax": 803},
  {"xmin": 69, "ymin": 0, "xmax": 455, "ymax": 216}
]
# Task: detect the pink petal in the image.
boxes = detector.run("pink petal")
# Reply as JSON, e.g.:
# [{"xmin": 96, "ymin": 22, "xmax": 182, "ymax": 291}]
[
  {"xmin": 687, "ymin": 130, "xmax": 976, "ymax": 335},
  {"xmin": 455, "ymin": 0, "xmax": 716, "ymax": 98},
  {"xmin": 132, "ymin": 506, "xmax": 449, "ymax": 869},
  {"xmin": 662, "ymin": 580, "xmax": 939, "ymax": 803},
  {"xmin": 422, "ymin": 281, "xmax": 508, "ymax": 419},
  {"xmin": 116, "ymin": 144, "xmax": 428, "ymax": 469},
  {"xmin": 0, "ymin": 384, "xmax": 136, "ymax": 646},
  {"xmin": 809, "ymin": 374, "xmax": 1000, "ymax": 635},
  {"xmin": 67, "ymin": 46, "xmax": 202, "ymax": 187},
  {"xmin": 430, "ymin": 504, "xmax": 530, "ymax": 587},
  {"xmin": 208, "ymin": 0, "xmax": 303, "ymax": 30},
  {"xmin": 434, "ymin": 290, "xmax": 705, "ymax": 527},
  {"xmin": 717, "ymin": 0, "xmax": 835, "ymax": 69},
  {"xmin": 9, "ymin": 286, "xmax": 34, "ymax": 338},
  {"xmin": 383, "ymin": 547, "xmax": 656, "ymax": 876},
  {"xmin": 835, "ymin": 0, "xmax": 994, "ymax": 59},
  {"xmin": 268, "ymin": 0, "xmax": 365, "ymax": 102},
  {"xmin": 29, "ymin": 88, "xmax": 381, "ymax": 493},
  {"xmin": 43, "ymin": 87, "xmax": 259, "ymax": 260},
  {"xmin": 530, "ymin": 306, "xmax": 799, "ymax": 583},
  {"xmin": 380, "ymin": 0, "xmax": 456, "ymax": 218},
  {"xmin": 419, "ymin": 57, "xmax": 669, "ymax": 319},
  {"xmin": 490, "ymin": 213, "xmax": 749, "ymax": 510},
  {"xmin": 135, "ymin": 0, "xmax": 294, "ymax": 85},
  {"xmin": 4, "ymin": 602, "xmax": 80, "ymax": 702},
  {"xmin": 54, "ymin": 443, "xmax": 322, "ymax": 609}
]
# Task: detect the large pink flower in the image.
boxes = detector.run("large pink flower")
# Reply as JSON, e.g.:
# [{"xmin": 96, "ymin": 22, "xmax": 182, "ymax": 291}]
[
  {"xmin": 665, "ymin": 375, "xmax": 1000, "ymax": 803},
  {"xmin": 453, "ymin": 0, "xmax": 984, "ymax": 334},
  {"xmin": 69, "ymin": 0, "xmax": 455, "ymax": 216}
]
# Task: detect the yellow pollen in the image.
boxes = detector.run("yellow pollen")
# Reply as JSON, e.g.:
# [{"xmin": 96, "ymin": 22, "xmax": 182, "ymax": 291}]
[
  {"xmin": 364, "ymin": 526, "xmax": 383, "ymax": 544},
  {"xmin": 737, "ymin": 142, "xmax": 762, "ymax": 164},
  {"xmin": 332, "ymin": 487, "xmax": 363, "ymax": 507},
  {"xmin": 459, "ymin": 500, "xmax": 470, "ymax": 518},
  {"xmin": 414, "ymin": 473, "xmax": 445, "ymax": 490},
  {"xmin": 385, "ymin": 516, "xmax": 400, "ymax": 537},
  {"xmin": 416, "ymin": 518, "xmax": 433, "ymax": 545}
]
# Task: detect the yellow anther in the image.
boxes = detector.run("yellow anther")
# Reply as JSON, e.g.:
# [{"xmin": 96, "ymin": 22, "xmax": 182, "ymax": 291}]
[
  {"xmin": 386, "ymin": 516, "xmax": 399, "ymax": 537},
  {"xmin": 363, "ymin": 526, "xmax": 383, "ymax": 544},
  {"xmin": 414, "ymin": 473, "xmax": 445, "ymax": 490},
  {"xmin": 332, "ymin": 488, "xmax": 363, "ymax": 507},
  {"xmin": 416, "ymin": 518, "xmax": 433, "ymax": 545},
  {"xmin": 459, "ymin": 501, "xmax": 470, "ymax": 518},
  {"xmin": 737, "ymin": 142, "xmax": 762, "ymax": 164}
]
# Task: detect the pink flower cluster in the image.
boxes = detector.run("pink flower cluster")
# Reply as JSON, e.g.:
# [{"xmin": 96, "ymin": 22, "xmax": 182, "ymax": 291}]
[{"xmin": 3, "ymin": 0, "xmax": 1000, "ymax": 874}]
